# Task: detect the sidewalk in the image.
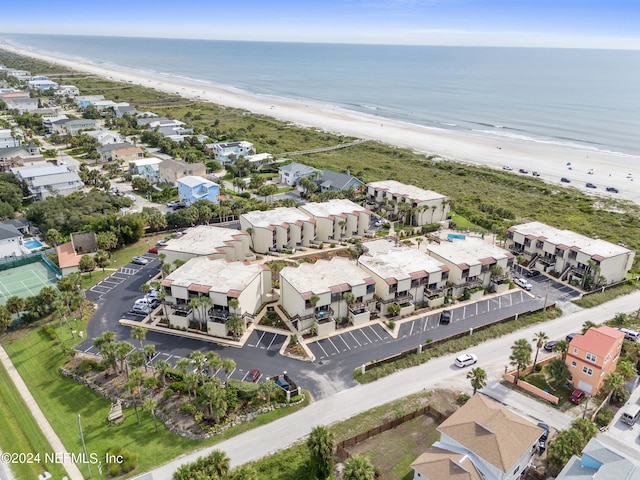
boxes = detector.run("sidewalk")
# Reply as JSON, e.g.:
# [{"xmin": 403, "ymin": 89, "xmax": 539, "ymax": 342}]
[{"xmin": 0, "ymin": 346, "xmax": 84, "ymax": 480}]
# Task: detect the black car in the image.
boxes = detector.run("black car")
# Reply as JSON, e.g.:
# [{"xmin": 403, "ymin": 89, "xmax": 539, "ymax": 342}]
[
  {"xmin": 566, "ymin": 333, "xmax": 578, "ymax": 342},
  {"xmin": 439, "ymin": 310, "xmax": 452, "ymax": 325},
  {"xmin": 526, "ymin": 270, "xmax": 540, "ymax": 278},
  {"xmin": 543, "ymin": 341, "xmax": 557, "ymax": 352},
  {"xmin": 537, "ymin": 422, "xmax": 549, "ymax": 452},
  {"xmin": 586, "ymin": 182, "xmax": 597, "ymax": 188},
  {"xmin": 606, "ymin": 187, "xmax": 619, "ymax": 193},
  {"xmin": 560, "ymin": 177, "xmax": 571, "ymax": 183}
]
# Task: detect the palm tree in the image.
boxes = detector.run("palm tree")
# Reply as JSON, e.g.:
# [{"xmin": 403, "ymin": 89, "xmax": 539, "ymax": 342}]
[
  {"xmin": 509, "ymin": 338, "xmax": 532, "ymax": 385},
  {"xmin": 221, "ymin": 358, "xmax": 235, "ymax": 384},
  {"xmin": 548, "ymin": 358, "xmax": 570, "ymax": 385},
  {"xmin": 466, "ymin": 367, "xmax": 487, "ymax": 395},
  {"xmin": 143, "ymin": 398, "xmax": 159, "ymax": 433},
  {"xmin": 258, "ymin": 379, "xmax": 278, "ymax": 403},
  {"xmin": 154, "ymin": 359, "xmax": 170, "ymax": 386},
  {"xmin": 190, "ymin": 350, "xmax": 207, "ymax": 383},
  {"xmin": 582, "ymin": 320, "xmax": 597, "ymax": 334},
  {"xmin": 343, "ymin": 454, "xmax": 375, "ymax": 480},
  {"xmin": 206, "ymin": 351, "xmax": 222, "ymax": 375},
  {"xmin": 201, "ymin": 381, "xmax": 226, "ymax": 423},
  {"xmin": 175, "ymin": 358, "xmax": 191, "ymax": 377},
  {"xmin": 5, "ymin": 296, "xmax": 25, "ymax": 324},
  {"xmin": 128, "ymin": 368, "xmax": 144, "ymax": 425},
  {"xmin": 307, "ymin": 425, "xmax": 335, "ymax": 480},
  {"xmin": 532, "ymin": 331, "xmax": 549, "ymax": 373},
  {"xmin": 131, "ymin": 326, "xmax": 146, "ymax": 350},
  {"xmin": 228, "ymin": 298, "xmax": 239, "ymax": 314},
  {"xmin": 203, "ymin": 449, "xmax": 230, "ymax": 478},
  {"xmin": 115, "ymin": 341, "xmax": 134, "ymax": 377},
  {"xmin": 184, "ymin": 372, "xmax": 199, "ymax": 398},
  {"xmin": 143, "ymin": 344, "xmax": 156, "ymax": 370},
  {"xmin": 93, "ymin": 330, "xmax": 117, "ymax": 374},
  {"xmin": 342, "ymin": 292, "xmax": 356, "ymax": 320},
  {"xmin": 161, "ymin": 262, "xmax": 172, "ymax": 278},
  {"xmin": 602, "ymin": 372, "xmax": 626, "ymax": 403},
  {"xmin": 0, "ymin": 305, "xmax": 11, "ymax": 333},
  {"xmin": 553, "ymin": 339, "xmax": 570, "ymax": 361},
  {"xmin": 225, "ymin": 316, "xmax": 244, "ymax": 340}
]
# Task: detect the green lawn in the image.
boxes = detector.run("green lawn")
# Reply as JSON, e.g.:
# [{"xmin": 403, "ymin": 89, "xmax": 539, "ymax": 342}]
[
  {"xmin": 0, "ymin": 359, "xmax": 69, "ymax": 480},
  {"xmin": 1, "ymin": 323, "xmax": 310, "ymax": 478}
]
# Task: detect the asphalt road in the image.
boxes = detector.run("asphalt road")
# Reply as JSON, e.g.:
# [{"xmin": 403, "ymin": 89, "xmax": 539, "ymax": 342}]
[{"xmin": 141, "ymin": 291, "xmax": 640, "ymax": 478}]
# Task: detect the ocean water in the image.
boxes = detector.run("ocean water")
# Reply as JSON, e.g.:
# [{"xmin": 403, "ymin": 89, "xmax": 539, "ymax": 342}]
[{"xmin": 3, "ymin": 34, "xmax": 640, "ymax": 156}]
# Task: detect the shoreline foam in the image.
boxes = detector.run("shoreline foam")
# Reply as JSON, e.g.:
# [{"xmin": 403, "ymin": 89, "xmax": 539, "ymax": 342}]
[{"xmin": 2, "ymin": 39, "xmax": 639, "ymax": 206}]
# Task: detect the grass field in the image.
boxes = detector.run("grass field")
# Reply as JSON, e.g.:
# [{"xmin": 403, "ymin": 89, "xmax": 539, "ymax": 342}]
[{"xmin": 0, "ymin": 359, "xmax": 69, "ymax": 480}]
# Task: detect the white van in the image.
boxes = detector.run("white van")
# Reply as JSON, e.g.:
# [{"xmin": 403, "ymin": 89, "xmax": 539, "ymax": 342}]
[
  {"xmin": 619, "ymin": 328, "xmax": 640, "ymax": 342},
  {"xmin": 621, "ymin": 406, "xmax": 640, "ymax": 425}
]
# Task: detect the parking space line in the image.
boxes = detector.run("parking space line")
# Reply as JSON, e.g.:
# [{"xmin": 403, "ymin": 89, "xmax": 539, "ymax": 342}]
[
  {"xmin": 326, "ymin": 338, "xmax": 340, "ymax": 354},
  {"xmin": 255, "ymin": 331, "xmax": 267, "ymax": 348},
  {"xmin": 338, "ymin": 335, "xmax": 351, "ymax": 351},
  {"xmin": 267, "ymin": 334, "xmax": 279, "ymax": 350},
  {"xmin": 348, "ymin": 331, "xmax": 362, "ymax": 347},
  {"xmin": 369, "ymin": 326, "xmax": 384, "ymax": 341},
  {"xmin": 408, "ymin": 321, "xmax": 415, "ymax": 336},
  {"xmin": 360, "ymin": 328, "xmax": 373, "ymax": 344},
  {"xmin": 110, "ymin": 275, "xmax": 127, "ymax": 282},
  {"xmin": 315, "ymin": 343, "xmax": 329, "ymax": 358}
]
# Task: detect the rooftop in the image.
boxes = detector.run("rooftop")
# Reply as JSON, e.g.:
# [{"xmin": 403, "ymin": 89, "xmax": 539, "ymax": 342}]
[
  {"xmin": 241, "ymin": 207, "xmax": 311, "ymax": 228},
  {"xmin": 12, "ymin": 164, "xmax": 69, "ymax": 178},
  {"xmin": 359, "ymin": 245, "xmax": 447, "ymax": 281},
  {"xmin": 163, "ymin": 257, "xmax": 264, "ymax": 293},
  {"xmin": 300, "ymin": 199, "xmax": 370, "ymax": 218},
  {"xmin": 162, "ymin": 226, "xmax": 247, "ymax": 256},
  {"xmin": 280, "ymin": 257, "xmax": 374, "ymax": 296},
  {"xmin": 556, "ymin": 437, "xmax": 640, "ymax": 480},
  {"xmin": 411, "ymin": 446, "xmax": 483, "ymax": 480},
  {"xmin": 177, "ymin": 175, "xmax": 218, "ymax": 188},
  {"xmin": 570, "ymin": 325, "xmax": 624, "ymax": 357},
  {"xmin": 367, "ymin": 179, "xmax": 447, "ymax": 202},
  {"xmin": 30, "ymin": 172, "xmax": 82, "ymax": 187},
  {"xmin": 0, "ymin": 224, "xmax": 21, "ymax": 240},
  {"xmin": 427, "ymin": 238, "xmax": 513, "ymax": 268},
  {"xmin": 129, "ymin": 157, "xmax": 163, "ymax": 167},
  {"xmin": 509, "ymin": 221, "xmax": 633, "ymax": 258},
  {"xmin": 56, "ymin": 242, "xmax": 81, "ymax": 269},
  {"xmin": 438, "ymin": 394, "xmax": 543, "ymax": 473}
]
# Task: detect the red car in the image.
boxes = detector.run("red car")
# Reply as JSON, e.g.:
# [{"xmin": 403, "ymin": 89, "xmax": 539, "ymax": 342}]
[
  {"xmin": 569, "ymin": 389, "xmax": 585, "ymax": 404},
  {"xmin": 148, "ymin": 247, "xmax": 159, "ymax": 254},
  {"xmin": 247, "ymin": 369, "xmax": 261, "ymax": 383}
]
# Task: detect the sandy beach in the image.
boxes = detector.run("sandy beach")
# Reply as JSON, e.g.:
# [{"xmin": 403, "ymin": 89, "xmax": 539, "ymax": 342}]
[{"xmin": 2, "ymin": 39, "xmax": 639, "ymax": 205}]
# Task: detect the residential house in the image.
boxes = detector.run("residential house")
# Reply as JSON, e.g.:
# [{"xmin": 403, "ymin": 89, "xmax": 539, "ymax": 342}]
[
  {"xmin": 11, "ymin": 164, "xmax": 84, "ymax": 200},
  {"xmin": 412, "ymin": 394, "xmax": 544, "ymax": 480},
  {"xmin": 74, "ymin": 95, "xmax": 105, "ymax": 108},
  {"xmin": 1, "ymin": 92, "xmax": 39, "ymax": 114},
  {"xmin": 239, "ymin": 207, "xmax": 315, "ymax": 254},
  {"xmin": 85, "ymin": 129, "xmax": 125, "ymax": 145},
  {"xmin": 28, "ymin": 78, "xmax": 58, "ymax": 91},
  {"xmin": 426, "ymin": 238, "xmax": 514, "ymax": 297},
  {"xmin": 136, "ymin": 116, "xmax": 184, "ymax": 130},
  {"xmin": 96, "ymin": 143, "xmax": 142, "ymax": 163},
  {"xmin": 114, "ymin": 104, "xmax": 136, "ymax": 118},
  {"xmin": 0, "ymin": 128, "xmax": 19, "ymax": 148},
  {"xmin": 506, "ymin": 221, "xmax": 634, "ymax": 287},
  {"xmin": 556, "ymin": 437, "xmax": 640, "ymax": 479},
  {"xmin": 278, "ymin": 162, "xmax": 319, "ymax": 187},
  {"xmin": 42, "ymin": 114, "xmax": 68, "ymax": 132},
  {"xmin": 159, "ymin": 226, "xmax": 252, "ymax": 265},
  {"xmin": 366, "ymin": 180, "xmax": 450, "ymax": 226},
  {"xmin": 205, "ymin": 141, "xmax": 255, "ymax": 165},
  {"xmin": 299, "ymin": 199, "xmax": 371, "ymax": 243},
  {"xmin": 159, "ymin": 158, "xmax": 207, "ymax": 184},
  {"xmin": 161, "ymin": 257, "xmax": 271, "ymax": 337},
  {"xmin": 280, "ymin": 257, "xmax": 376, "ymax": 334},
  {"xmin": 358, "ymin": 240, "xmax": 449, "ymax": 314},
  {"xmin": 54, "ymin": 85, "xmax": 80, "ymax": 96},
  {"xmin": 245, "ymin": 152, "xmax": 272, "ymax": 169},
  {"xmin": 0, "ymin": 224, "xmax": 23, "ymax": 259},
  {"xmin": 129, "ymin": 157, "xmax": 162, "ymax": 183},
  {"xmin": 55, "ymin": 232, "xmax": 97, "ymax": 276},
  {"xmin": 176, "ymin": 175, "xmax": 220, "ymax": 206},
  {"xmin": 0, "ymin": 145, "xmax": 40, "ymax": 172},
  {"xmin": 2, "ymin": 218, "xmax": 30, "ymax": 236},
  {"xmin": 566, "ymin": 325, "xmax": 624, "ymax": 395},
  {"xmin": 51, "ymin": 118, "xmax": 100, "ymax": 136},
  {"xmin": 3, "ymin": 68, "xmax": 31, "ymax": 81},
  {"xmin": 316, "ymin": 169, "xmax": 364, "ymax": 193},
  {"xmin": 156, "ymin": 125, "xmax": 194, "ymax": 141}
]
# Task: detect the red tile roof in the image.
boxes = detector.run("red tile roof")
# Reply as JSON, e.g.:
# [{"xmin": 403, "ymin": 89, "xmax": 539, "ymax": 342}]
[{"xmin": 571, "ymin": 325, "xmax": 624, "ymax": 357}]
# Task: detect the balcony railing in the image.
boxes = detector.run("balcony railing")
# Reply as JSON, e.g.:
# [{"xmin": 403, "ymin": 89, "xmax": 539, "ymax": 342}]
[{"xmin": 378, "ymin": 292, "xmax": 414, "ymax": 305}]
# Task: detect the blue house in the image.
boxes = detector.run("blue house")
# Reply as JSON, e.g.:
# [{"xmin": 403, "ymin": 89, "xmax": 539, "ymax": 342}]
[{"xmin": 177, "ymin": 176, "xmax": 220, "ymax": 206}]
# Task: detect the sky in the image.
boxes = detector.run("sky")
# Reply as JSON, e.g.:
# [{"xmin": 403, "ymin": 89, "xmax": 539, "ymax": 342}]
[{"xmin": 1, "ymin": 0, "xmax": 639, "ymax": 49}]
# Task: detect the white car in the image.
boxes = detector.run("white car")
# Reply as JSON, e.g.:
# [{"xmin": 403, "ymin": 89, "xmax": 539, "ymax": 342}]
[
  {"xmin": 130, "ymin": 304, "xmax": 152, "ymax": 315},
  {"xmin": 502, "ymin": 165, "xmax": 513, "ymax": 171},
  {"xmin": 455, "ymin": 353, "xmax": 478, "ymax": 368},
  {"xmin": 514, "ymin": 277, "xmax": 533, "ymax": 291}
]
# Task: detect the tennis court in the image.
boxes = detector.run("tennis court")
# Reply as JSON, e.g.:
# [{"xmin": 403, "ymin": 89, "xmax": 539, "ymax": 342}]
[{"xmin": 0, "ymin": 261, "xmax": 59, "ymax": 304}]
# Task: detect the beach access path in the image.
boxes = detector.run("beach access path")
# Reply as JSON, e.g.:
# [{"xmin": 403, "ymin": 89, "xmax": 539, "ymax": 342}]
[{"xmin": 2, "ymin": 40, "xmax": 639, "ymax": 206}]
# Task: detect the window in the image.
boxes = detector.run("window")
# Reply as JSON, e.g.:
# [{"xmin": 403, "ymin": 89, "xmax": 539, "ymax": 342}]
[
  {"xmin": 582, "ymin": 366, "xmax": 593, "ymax": 376},
  {"xmin": 586, "ymin": 353, "xmax": 597, "ymax": 362},
  {"xmin": 571, "ymin": 361, "xmax": 577, "ymax": 367},
  {"xmin": 573, "ymin": 348, "xmax": 578, "ymax": 354}
]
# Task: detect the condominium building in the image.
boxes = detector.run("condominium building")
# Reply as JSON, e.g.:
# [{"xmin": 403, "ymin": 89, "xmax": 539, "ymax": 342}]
[
  {"xmin": 280, "ymin": 257, "xmax": 376, "ymax": 334},
  {"xmin": 299, "ymin": 199, "xmax": 371, "ymax": 243},
  {"xmin": 507, "ymin": 221, "xmax": 634, "ymax": 287},
  {"xmin": 366, "ymin": 180, "xmax": 450, "ymax": 226},
  {"xmin": 161, "ymin": 257, "xmax": 271, "ymax": 338},
  {"xmin": 239, "ymin": 207, "xmax": 315, "ymax": 254},
  {"xmin": 160, "ymin": 226, "xmax": 253, "ymax": 265}
]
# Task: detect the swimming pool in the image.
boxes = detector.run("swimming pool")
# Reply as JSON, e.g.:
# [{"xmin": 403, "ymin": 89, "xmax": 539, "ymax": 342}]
[
  {"xmin": 447, "ymin": 234, "xmax": 466, "ymax": 241},
  {"xmin": 23, "ymin": 238, "xmax": 45, "ymax": 250}
]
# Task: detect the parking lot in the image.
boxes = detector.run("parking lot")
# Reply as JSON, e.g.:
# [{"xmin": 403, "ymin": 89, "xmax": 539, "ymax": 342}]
[
  {"xmin": 87, "ymin": 254, "xmax": 158, "ymax": 301},
  {"xmin": 307, "ymin": 324, "xmax": 392, "ymax": 361}
]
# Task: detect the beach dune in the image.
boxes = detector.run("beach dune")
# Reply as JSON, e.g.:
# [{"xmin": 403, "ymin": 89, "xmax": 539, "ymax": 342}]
[{"xmin": 2, "ymin": 39, "xmax": 639, "ymax": 205}]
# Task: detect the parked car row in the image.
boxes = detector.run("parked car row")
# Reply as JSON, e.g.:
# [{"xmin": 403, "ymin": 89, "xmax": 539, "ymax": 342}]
[{"xmin": 130, "ymin": 290, "xmax": 160, "ymax": 315}]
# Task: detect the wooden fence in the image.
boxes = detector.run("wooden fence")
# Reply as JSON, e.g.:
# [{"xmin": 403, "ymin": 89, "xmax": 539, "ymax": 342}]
[{"xmin": 336, "ymin": 405, "xmax": 448, "ymax": 460}]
